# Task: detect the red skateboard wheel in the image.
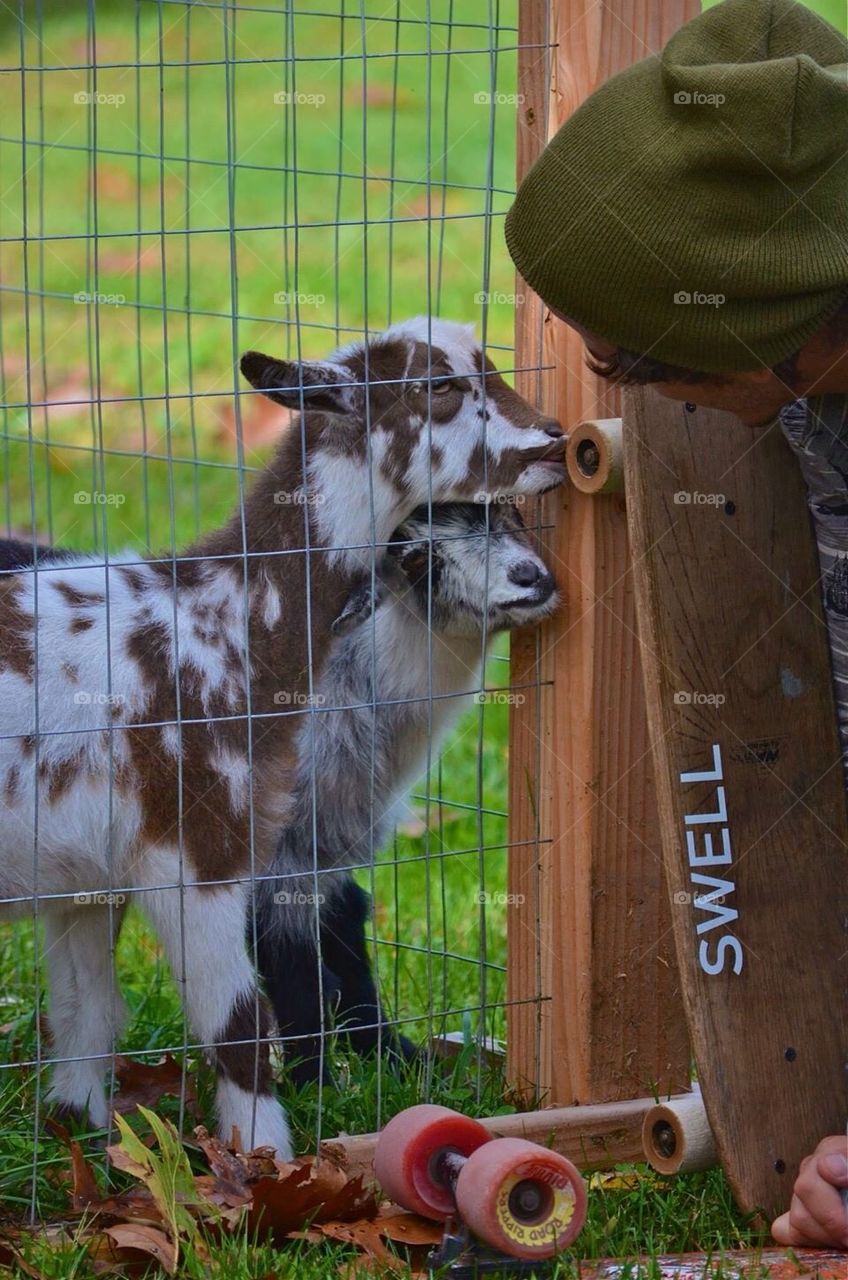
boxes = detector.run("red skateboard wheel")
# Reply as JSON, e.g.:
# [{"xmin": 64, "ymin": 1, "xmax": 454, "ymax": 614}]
[
  {"xmin": 454, "ymin": 1137, "xmax": 587, "ymax": 1260},
  {"xmin": 373, "ymin": 1103, "xmax": 491, "ymax": 1219}
]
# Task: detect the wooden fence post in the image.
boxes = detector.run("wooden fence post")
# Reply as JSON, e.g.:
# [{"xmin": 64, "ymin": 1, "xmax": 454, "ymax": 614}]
[{"xmin": 507, "ymin": 0, "xmax": 696, "ymax": 1106}]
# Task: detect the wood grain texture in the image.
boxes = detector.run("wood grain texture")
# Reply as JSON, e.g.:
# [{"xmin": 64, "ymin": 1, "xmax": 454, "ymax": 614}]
[
  {"xmin": 623, "ymin": 388, "xmax": 848, "ymax": 1218},
  {"xmin": 507, "ymin": 0, "xmax": 694, "ymax": 1106},
  {"xmin": 579, "ymin": 1251, "xmax": 848, "ymax": 1280}
]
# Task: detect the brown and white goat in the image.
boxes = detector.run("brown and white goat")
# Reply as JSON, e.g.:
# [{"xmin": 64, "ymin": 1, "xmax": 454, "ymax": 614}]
[{"xmin": 0, "ymin": 317, "xmax": 564, "ymax": 1154}]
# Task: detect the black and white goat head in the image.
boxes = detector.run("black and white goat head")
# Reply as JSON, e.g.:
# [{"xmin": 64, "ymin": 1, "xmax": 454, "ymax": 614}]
[{"xmin": 253, "ymin": 501, "xmax": 559, "ymax": 1083}]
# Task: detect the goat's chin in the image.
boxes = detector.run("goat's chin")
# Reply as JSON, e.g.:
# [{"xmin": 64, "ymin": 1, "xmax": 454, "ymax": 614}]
[
  {"xmin": 510, "ymin": 461, "xmax": 567, "ymax": 496},
  {"xmin": 495, "ymin": 593, "xmax": 561, "ymax": 629}
]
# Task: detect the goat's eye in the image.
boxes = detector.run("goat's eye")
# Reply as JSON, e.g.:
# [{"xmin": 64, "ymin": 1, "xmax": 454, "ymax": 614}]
[{"xmin": 410, "ymin": 378, "xmax": 454, "ymax": 397}]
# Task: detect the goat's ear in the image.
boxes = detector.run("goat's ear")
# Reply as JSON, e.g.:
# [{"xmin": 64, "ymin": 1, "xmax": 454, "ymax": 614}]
[{"xmin": 240, "ymin": 351, "xmax": 357, "ymax": 414}]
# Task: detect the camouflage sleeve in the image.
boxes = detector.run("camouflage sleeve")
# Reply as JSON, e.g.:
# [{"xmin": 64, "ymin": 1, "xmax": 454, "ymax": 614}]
[{"xmin": 780, "ymin": 395, "xmax": 848, "ymax": 782}]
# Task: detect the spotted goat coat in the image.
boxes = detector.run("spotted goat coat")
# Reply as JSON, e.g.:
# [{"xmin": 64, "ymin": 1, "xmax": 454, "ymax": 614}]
[{"xmin": 0, "ymin": 318, "xmax": 564, "ymax": 1154}]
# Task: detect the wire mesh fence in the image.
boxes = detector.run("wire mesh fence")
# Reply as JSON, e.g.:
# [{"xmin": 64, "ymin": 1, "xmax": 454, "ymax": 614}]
[{"xmin": 0, "ymin": 0, "xmax": 556, "ymax": 1218}]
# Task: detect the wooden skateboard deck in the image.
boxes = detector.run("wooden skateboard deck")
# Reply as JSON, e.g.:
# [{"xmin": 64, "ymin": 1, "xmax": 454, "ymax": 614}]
[
  {"xmin": 581, "ymin": 1250, "xmax": 847, "ymax": 1280},
  {"xmin": 622, "ymin": 389, "xmax": 848, "ymax": 1220}
]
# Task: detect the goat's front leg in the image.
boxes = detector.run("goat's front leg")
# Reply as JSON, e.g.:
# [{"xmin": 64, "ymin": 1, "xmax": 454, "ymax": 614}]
[
  {"xmin": 320, "ymin": 879, "xmax": 416, "ymax": 1067},
  {"xmin": 43, "ymin": 902, "xmax": 126, "ymax": 1127},
  {"xmin": 138, "ymin": 855, "xmax": 293, "ymax": 1158}
]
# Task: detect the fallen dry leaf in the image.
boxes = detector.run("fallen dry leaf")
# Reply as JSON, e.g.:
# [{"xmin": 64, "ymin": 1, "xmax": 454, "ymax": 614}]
[
  {"xmin": 104, "ymin": 1140, "xmax": 149, "ymax": 1183},
  {"xmin": 43, "ymin": 372, "xmax": 99, "ymax": 423},
  {"xmin": 589, "ymin": 1170, "xmax": 652, "ymax": 1192},
  {"xmin": 69, "ymin": 1143, "xmax": 100, "ymax": 1211},
  {"xmin": 97, "ymin": 246, "xmax": 159, "ymax": 275},
  {"xmin": 0, "ymin": 1239, "xmax": 51, "ymax": 1280},
  {"xmin": 31, "ymin": 1110, "xmax": 412, "ymax": 1275},
  {"xmin": 192, "ymin": 1127, "xmax": 251, "ymax": 1187},
  {"xmin": 247, "ymin": 1158, "xmax": 378, "ymax": 1240},
  {"xmin": 43, "ymin": 1117, "xmax": 100, "ymax": 1210},
  {"xmin": 373, "ymin": 1209, "xmax": 442, "ymax": 1247},
  {"xmin": 213, "ymin": 396, "xmax": 291, "ymax": 452},
  {"xmin": 81, "ymin": 1183, "xmax": 164, "ymax": 1225},
  {"xmin": 336, "ymin": 1253, "xmax": 409, "ymax": 1279},
  {"xmin": 343, "ymin": 84, "xmax": 416, "ymax": 110},
  {"xmin": 83, "ymin": 1229, "xmax": 152, "ymax": 1277},
  {"xmin": 319, "ymin": 1218, "xmax": 396, "ymax": 1261},
  {"xmin": 103, "ymin": 1223, "xmax": 178, "ymax": 1275},
  {"xmin": 95, "ymin": 168, "xmax": 136, "ymax": 203},
  {"xmin": 114, "ymin": 1054, "xmax": 196, "ymax": 1115}
]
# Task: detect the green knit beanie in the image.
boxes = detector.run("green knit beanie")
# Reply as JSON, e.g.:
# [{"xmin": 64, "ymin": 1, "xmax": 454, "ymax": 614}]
[{"xmin": 504, "ymin": 0, "xmax": 848, "ymax": 374}]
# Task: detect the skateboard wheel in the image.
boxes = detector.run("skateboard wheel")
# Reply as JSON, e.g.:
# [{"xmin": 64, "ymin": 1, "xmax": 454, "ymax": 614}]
[
  {"xmin": 454, "ymin": 1137, "xmax": 586, "ymax": 1260},
  {"xmin": 373, "ymin": 1103, "xmax": 491, "ymax": 1219}
]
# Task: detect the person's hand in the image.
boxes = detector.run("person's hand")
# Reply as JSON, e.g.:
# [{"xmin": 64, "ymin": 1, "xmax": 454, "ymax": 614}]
[{"xmin": 771, "ymin": 1135, "xmax": 848, "ymax": 1249}]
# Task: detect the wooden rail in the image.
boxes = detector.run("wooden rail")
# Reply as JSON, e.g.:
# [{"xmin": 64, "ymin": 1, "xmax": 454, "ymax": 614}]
[{"xmin": 322, "ymin": 1095, "xmax": 675, "ymax": 1181}]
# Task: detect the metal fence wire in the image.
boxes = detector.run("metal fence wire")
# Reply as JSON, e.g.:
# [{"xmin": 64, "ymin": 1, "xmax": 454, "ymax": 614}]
[{"xmin": 0, "ymin": 0, "xmax": 554, "ymax": 1214}]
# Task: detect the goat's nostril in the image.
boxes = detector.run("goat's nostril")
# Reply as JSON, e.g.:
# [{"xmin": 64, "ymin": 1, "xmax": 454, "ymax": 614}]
[
  {"xmin": 509, "ymin": 561, "xmax": 542, "ymax": 588},
  {"xmin": 540, "ymin": 419, "xmax": 564, "ymax": 440},
  {"xmin": 538, "ymin": 571, "xmax": 557, "ymax": 600}
]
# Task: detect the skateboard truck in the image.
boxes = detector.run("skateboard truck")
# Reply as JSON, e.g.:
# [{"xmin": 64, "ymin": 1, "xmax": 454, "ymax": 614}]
[
  {"xmin": 374, "ymin": 1104, "xmax": 587, "ymax": 1269},
  {"xmin": 427, "ymin": 1213, "xmax": 560, "ymax": 1277}
]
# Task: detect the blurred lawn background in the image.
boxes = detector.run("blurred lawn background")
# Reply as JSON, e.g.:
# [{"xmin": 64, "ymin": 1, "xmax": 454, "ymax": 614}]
[
  {"xmin": 0, "ymin": 0, "xmax": 843, "ymax": 1197},
  {"xmin": 0, "ymin": 1, "xmax": 528, "ymax": 1157}
]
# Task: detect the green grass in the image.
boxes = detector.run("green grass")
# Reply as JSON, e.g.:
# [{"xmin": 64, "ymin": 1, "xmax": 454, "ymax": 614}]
[
  {"xmin": 703, "ymin": 0, "xmax": 845, "ymax": 28},
  {"xmin": 8, "ymin": 1164, "xmax": 758, "ymax": 1280},
  {"xmin": 0, "ymin": 0, "xmax": 823, "ymax": 1273}
]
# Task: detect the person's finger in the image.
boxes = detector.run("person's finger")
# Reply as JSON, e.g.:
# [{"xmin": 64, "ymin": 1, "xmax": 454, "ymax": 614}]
[
  {"xmin": 795, "ymin": 1184, "xmax": 848, "ymax": 1249},
  {"xmin": 817, "ymin": 1151, "xmax": 848, "ymax": 1188},
  {"xmin": 795, "ymin": 1150, "xmax": 848, "ymax": 1207},
  {"xmin": 772, "ymin": 1195, "xmax": 830, "ymax": 1248},
  {"xmin": 772, "ymin": 1191, "xmax": 847, "ymax": 1249},
  {"xmin": 771, "ymin": 1208, "xmax": 796, "ymax": 1245}
]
